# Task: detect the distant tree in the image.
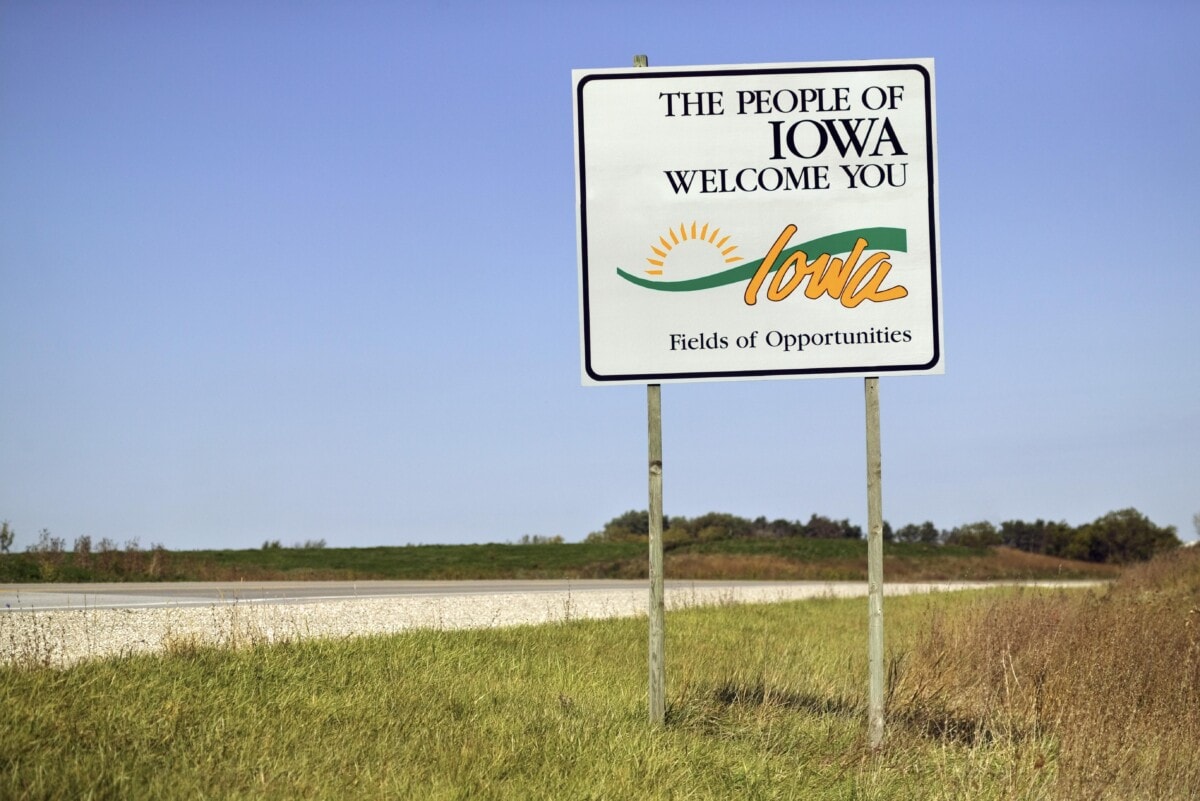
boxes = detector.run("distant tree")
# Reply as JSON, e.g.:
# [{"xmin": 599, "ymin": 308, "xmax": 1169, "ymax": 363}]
[
  {"xmin": 662, "ymin": 520, "xmax": 693, "ymax": 545},
  {"xmin": 803, "ymin": 514, "xmax": 839, "ymax": 539},
  {"xmin": 1055, "ymin": 527, "xmax": 1093, "ymax": 563},
  {"xmin": 1040, "ymin": 520, "xmax": 1078, "ymax": 558},
  {"xmin": 28, "ymin": 528, "xmax": 65, "ymax": 553},
  {"xmin": 1075, "ymin": 508, "xmax": 1179, "ymax": 564},
  {"xmin": 999, "ymin": 519, "xmax": 1044, "ymax": 553},
  {"xmin": 73, "ymin": 535, "xmax": 92, "ymax": 556},
  {"xmin": 0, "ymin": 521, "xmax": 13, "ymax": 554},
  {"xmin": 803, "ymin": 514, "xmax": 860, "ymax": 539},
  {"xmin": 586, "ymin": 510, "xmax": 670, "ymax": 543},
  {"xmin": 894, "ymin": 521, "xmax": 940, "ymax": 544},
  {"xmin": 998, "ymin": 518, "xmax": 1072, "ymax": 555},
  {"xmin": 780, "ymin": 518, "xmax": 805, "ymax": 538},
  {"xmin": 687, "ymin": 512, "xmax": 754, "ymax": 542}
]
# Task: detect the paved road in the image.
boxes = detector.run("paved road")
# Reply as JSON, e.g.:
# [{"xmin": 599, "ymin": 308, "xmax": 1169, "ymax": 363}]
[
  {"xmin": 0, "ymin": 578, "xmax": 1102, "ymax": 612},
  {"xmin": 0, "ymin": 580, "xmax": 653, "ymax": 611}
]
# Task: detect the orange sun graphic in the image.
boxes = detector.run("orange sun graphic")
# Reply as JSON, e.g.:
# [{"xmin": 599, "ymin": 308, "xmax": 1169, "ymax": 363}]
[{"xmin": 645, "ymin": 221, "xmax": 742, "ymax": 275}]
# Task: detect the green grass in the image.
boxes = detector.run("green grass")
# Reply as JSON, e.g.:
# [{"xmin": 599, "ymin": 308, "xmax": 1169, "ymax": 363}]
[
  {"xmin": 0, "ymin": 591, "xmax": 1065, "ymax": 800},
  {"xmin": 181, "ymin": 541, "xmax": 649, "ymax": 579},
  {"xmin": 0, "ymin": 538, "xmax": 1118, "ymax": 583},
  {"xmin": 0, "ymin": 541, "xmax": 646, "ymax": 583}
]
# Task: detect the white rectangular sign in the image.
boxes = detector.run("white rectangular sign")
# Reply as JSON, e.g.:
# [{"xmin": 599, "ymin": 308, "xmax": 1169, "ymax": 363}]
[{"xmin": 574, "ymin": 60, "xmax": 941, "ymax": 384}]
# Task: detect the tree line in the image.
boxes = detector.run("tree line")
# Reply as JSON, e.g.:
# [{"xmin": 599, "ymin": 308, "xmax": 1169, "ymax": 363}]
[{"xmin": 586, "ymin": 507, "xmax": 1181, "ymax": 564}]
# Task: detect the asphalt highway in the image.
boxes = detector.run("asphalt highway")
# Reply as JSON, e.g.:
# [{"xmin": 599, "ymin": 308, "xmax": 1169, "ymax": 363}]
[
  {"xmin": 0, "ymin": 578, "xmax": 1103, "ymax": 612},
  {"xmin": 1, "ymin": 579, "xmax": 835, "ymax": 611}
]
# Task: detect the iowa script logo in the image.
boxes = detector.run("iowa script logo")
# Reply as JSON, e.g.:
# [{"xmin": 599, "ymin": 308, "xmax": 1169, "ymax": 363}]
[{"xmin": 618, "ymin": 223, "xmax": 909, "ymax": 309}]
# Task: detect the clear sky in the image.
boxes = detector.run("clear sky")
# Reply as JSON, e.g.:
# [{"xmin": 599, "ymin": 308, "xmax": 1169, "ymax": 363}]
[{"xmin": 2, "ymin": 0, "xmax": 1197, "ymax": 551}]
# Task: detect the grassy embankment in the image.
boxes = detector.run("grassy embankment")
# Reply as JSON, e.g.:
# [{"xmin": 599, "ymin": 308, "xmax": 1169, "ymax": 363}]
[
  {"xmin": 0, "ymin": 538, "xmax": 1119, "ymax": 582},
  {"xmin": 3, "ymin": 548, "xmax": 1195, "ymax": 799}
]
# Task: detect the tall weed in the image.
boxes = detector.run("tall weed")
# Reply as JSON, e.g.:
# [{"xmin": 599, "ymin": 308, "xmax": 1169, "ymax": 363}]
[{"xmin": 895, "ymin": 547, "xmax": 1200, "ymax": 799}]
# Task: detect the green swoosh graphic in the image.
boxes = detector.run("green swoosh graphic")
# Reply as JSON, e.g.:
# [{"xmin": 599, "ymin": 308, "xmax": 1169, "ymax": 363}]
[{"xmin": 616, "ymin": 227, "xmax": 907, "ymax": 292}]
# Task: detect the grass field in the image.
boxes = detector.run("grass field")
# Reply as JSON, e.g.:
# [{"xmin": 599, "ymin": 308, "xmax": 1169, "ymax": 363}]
[
  {"xmin": 4, "ymin": 547, "xmax": 1196, "ymax": 800},
  {"xmin": 0, "ymin": 538, "xmax": 1119, "ymax": 583},
  {"xmin": 0, "ymin": 593, "xmax": 1011, "ymax": 800}
]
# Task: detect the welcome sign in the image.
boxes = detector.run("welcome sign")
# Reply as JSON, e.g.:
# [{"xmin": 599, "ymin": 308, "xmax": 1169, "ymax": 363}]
[{"xmin": 574, "ymin": 59, "xmax": 941, "ymax": 384}]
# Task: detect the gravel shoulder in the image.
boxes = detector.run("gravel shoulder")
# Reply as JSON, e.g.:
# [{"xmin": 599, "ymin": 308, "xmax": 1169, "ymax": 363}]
[{"xmin": 1, "ymin": 581, "xmax": 1101, "ymax": 668}]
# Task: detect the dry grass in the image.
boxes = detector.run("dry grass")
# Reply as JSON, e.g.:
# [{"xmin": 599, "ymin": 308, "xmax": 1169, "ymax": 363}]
[
  {"xmin": 665, "ymin": 552, "xmax": 842, "ymax": 580},
  {"xmin": 895, "ymin": 546, "xmax": 1122, "ymax": 580},
  {"xmin": 660, "ymin": 546, "xmax": 1119, "ymax": 582},
  {"xmin": 893, "ymin": 547, "xmax": 1200, "ymax": 800}
]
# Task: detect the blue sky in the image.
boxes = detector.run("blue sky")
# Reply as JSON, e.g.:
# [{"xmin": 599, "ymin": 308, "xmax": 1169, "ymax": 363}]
[{"xmin": 2, "ymin": 0, "xmax": 1197, "ymax": 550}]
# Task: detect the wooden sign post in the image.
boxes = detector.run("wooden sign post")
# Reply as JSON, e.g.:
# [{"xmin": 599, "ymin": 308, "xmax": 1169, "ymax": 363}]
[
  {"xmin": 633, "ymin": 53, "xmax": 667, "ymax": 728},
  {"xmin": 865, "ymin": 376, "xmax": 885, "ymax": 748},
  {"xmin": 647, "ymin": 382, "xmax": 665, "ymax": 725}
]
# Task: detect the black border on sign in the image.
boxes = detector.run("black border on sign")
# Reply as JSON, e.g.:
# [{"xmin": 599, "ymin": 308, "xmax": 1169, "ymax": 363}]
[{"xmin": 575, "ymin": 63, "xmax": 940, "ymax": 383}]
